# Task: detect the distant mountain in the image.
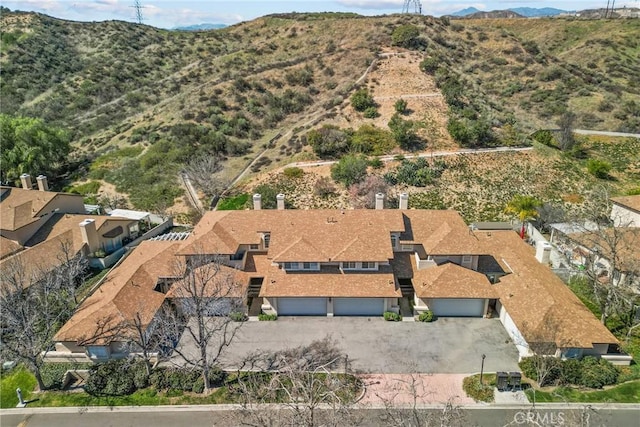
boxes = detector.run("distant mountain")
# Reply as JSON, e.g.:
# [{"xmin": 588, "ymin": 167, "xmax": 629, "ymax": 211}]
[
  {"xmin": 465, "ymin": 10, "xmax": 524, "ymax": 19},
  {"xmin": 172, "ymin": 23, "xmax": 227, "ymax": 31},
  {"xmin": 507, "ymin": 7, "xmax": 569, "ymax": 17},
  {"xmin": 450, "ymin": 7, "xmax": 480, "ymax": 17}
]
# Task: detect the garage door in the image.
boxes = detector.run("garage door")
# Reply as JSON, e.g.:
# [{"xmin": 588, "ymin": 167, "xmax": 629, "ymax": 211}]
[
  {"xmin": 333, "ymin": 298, "xmax": 385, "ymax": 316},
  {"xmin": 428, "ymin": 298, "xmax": 485, "ymax": 317},
  {"xmin": 278, "ymin": 298, "xmax": 327, "ymax": 316}
]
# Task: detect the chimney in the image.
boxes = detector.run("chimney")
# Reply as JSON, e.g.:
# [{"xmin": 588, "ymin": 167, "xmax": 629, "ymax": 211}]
[
  {"xmin": 79, "ymin": 219, "xmax": 99, "ymax": 254},
  {"xmin": 276, "ymin": 193, "xmax": 285, "ymax": 210},
  {"xmin": 399, "ymin": 193, "xmax": 409, "ymax": 210},
  {"xmin": 36, "ymin": 175, "xmax": 49, "ymax": 192},
  {"xmin": 20, "ymin": 174, "xmax": 32, "ymax": 190},
  {"xmin": 375, "ymin": 193, "xmax": 385, "ymax": 210},
  {"xmin": 535, "ymin": 241, "xmax": 552, "ymax": 265},
  {"xmin": 253, "ymin": 193, "xmax": 262, "ymax": 210}
]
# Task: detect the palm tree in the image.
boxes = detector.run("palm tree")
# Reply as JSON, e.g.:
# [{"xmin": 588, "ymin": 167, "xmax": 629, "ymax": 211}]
[{"xmin": 505, "ymin": 195, "xmax": 542, "ymax": 239}]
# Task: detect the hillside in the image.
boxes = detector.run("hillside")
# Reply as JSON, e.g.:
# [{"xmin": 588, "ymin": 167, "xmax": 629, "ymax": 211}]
[{"xmin": 1, "ymin": 11, "xmax": 638, "ymax": 216}]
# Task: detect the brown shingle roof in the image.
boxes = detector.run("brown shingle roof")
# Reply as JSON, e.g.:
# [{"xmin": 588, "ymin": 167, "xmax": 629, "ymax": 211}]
[
  {"xmin": 0, "ymin": 214, "xmax": 135, "ymax": 290},
  {"xmin": 413, "ymin": 262, "xmax": 497, "ymax": 299},
  {"xmin": 166, "ymin": 262, "xmax": 248, "ymax": 299},
  {"xmin": 0, "ymin": 186, "xmax": 83, "ymax": 231},
  {"xmin": 475, "ymin": 230, "xmax": 617, "ymax": 348},
  {"xmin": 260, "ymin": 264, "xmax": 401, "ymax": 298},
  {"xmin": 0, "ymin": 236, "xmax": 22, "ymax": 259},
  {"xmin": 401, "ymin": 210, "xmax": 483, "ymax": 255},
  {"xmin": 54, "ymin": 240, "xmax": 181, "ymax": 345},
  {"xmin": 611, "ymin": 195, "xmax": 640, "ymax": 213}
]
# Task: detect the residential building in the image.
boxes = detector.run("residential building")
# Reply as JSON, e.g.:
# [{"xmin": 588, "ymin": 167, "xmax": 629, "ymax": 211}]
[
  {"xmin": 52, "ymin": 194, "xmax": 627, "ymax": 364},
  {"xmin": 610, "ymin": 195, "xmax": 640, "ymax": 227}
]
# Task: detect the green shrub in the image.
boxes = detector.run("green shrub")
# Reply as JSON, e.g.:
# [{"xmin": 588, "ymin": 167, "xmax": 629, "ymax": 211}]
[
  {"xmin": 462, "ymin": 375, "xmax": 494, "ymax": 402},
  {"xmin": 363, "ymin": 106, "xmax": 379, "ymax": 118},
  {"xmin": 418, "ymin": 310, "xmax": 435, "ymax": 322},
  {"xmin": 394, "ymin": 99, "xmax": 408, "ymax": 114},
  {"xmin": 587, "ymin": 159, "xmax": 612, "ymax": 179},
  {"xmin": 391, "ymin": 25, "xmax": 420, "ymax": 49},
  {"xmin": 368, "ymin": 158, "xmax": 383, "ymax": 169},
  {"xmin": 519, "ymin": 356, "xmax": 562, "ymax": 386},
  {"xmin": 331, "ymin": 154, "xmax": 368, "ymax": 187},
  {"xmin": 85, "ymin": 359, "xmax": 136, "ymax": 396},
  {"xmin": 350, "ymin": 88, "xmax": 376, "ymax": 112},
  {"xmin": 383, "ymin": 311, "xmax": 401, "ymax": 321},
  {"xmin": 230, "ymin": 311, "xmax": 247, "ymax": 322},
  {"xmin": 560, "ymin": 358, "xmax": 582, "ymax": 385},
  {"xmin": 579, "ymin": 357, "xmax": 618, "ymax": 389},
  {"xmin": 259, "ymin": 313, "xmax": 277, "ymax": 321},
  {"xmin": 283, "ymin": 167, "xmax": 304, "ymax": 179}
]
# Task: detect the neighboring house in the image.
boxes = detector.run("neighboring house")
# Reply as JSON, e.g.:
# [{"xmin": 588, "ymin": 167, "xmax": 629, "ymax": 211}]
[
  {"xmin": 51, "ymin": 193, "xmax": 627, "ymax": 364},
  {"xmin": 610, "ymin": 195, "xmax": 640, "ymax": 227},
  {"xmin": 0, "ymin": 177, "xmax": 138, "ymax": 291}
]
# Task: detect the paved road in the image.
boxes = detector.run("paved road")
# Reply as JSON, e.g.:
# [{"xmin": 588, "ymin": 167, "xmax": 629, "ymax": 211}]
[
  {"xmin": 3, "ymin": 405, "xmax": 639, "ymax": 427},
  {"xmin": 172, "ymin": 317, "xmax": 520, "ymax": 374},
  {"xmin": 286, "ymin": 146, "xmax": 534, "ymax": 169},
  {"xmin": 574, "ymin": 129, "xmax": 640, "ymax": 138}
]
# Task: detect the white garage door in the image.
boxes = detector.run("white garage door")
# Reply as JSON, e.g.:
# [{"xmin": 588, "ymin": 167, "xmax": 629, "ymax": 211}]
[
  {"xmin": 428, "ymin": 298, "xmax": 485, "ymax": 317},
  {"xmin": 278, "ymin": 298, "xmax": 327, "ymax": 316},
  {"xmin": 333, "ymin": 298, "xmax": 385, "ymax": 316}
]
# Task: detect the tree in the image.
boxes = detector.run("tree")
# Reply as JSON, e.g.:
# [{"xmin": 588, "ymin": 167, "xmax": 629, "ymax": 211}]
[
  {"xmin": 330, "ymin": 154, "xmax": 368, "ymax": 187},
  {"xmin": 505, "ymin": 195, "xmax": 542, "ymax": 239},
  {"xmin": 308, "ymin": 125, "xmax": 351, "ymax": 159},
  {"xmin": 165, "ymin": 253, "xmax": 244, "ymax": 392},
  {"xmin": 0, "ymin": 114, "xmax": 70, "ymax": 184},
  {"xmin": 350, "ymin": 88, "xmax": 376, "ymax": 112},
  {"xmin": 556, "ymin": 111, "xmax": 577, "ymax": 151},
  {"xmin": 233, "ymin": 337, "xmax": 360, "ymax": 427},
  {"xmin": 184, "ymin": 153, "xmax": 226, "ymax": 198},
  {"xmin": 348, "ymin": 175, "xmax": 388, "ymax": 209},
  {"xmin": 0, "ymin": 244, "xmax": 87, "ymax": 391}
]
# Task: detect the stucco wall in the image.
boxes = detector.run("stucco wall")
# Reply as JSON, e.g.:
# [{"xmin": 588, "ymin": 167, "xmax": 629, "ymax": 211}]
[
  {"xmin": 496, "ymin": 300, "xmax": 532, "ymax": 359},
  {"xmin": 611, "ymin": 204, "xmax": 640, "ymax": 228}
]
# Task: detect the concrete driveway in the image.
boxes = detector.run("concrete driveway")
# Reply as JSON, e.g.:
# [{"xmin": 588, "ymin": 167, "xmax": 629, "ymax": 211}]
[{"xmin": 177, "ymin": 317, "xmax": 520, "ymax": 374}]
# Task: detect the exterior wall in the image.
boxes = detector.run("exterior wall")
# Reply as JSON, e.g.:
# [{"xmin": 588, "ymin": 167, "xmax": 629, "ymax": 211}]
[
  {"xmin": 582, "ymin": 343, "xmax": 610, "ymax": 357},
  {"xmin": 55, "ymin": 341, "xmax": 86, "ymax": 353},
  {"xmin": 611, "ymin": 204, "xmax": 640, "ymax": 228},
  {"xmin": 496, "ymin": 300, "xmax": 533, "ymax": 359}
]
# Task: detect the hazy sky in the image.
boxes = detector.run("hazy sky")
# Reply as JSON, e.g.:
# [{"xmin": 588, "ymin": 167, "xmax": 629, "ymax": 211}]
[{"xmin": 1, "ymin": 0, "xmax": 637, "ymax": 28}]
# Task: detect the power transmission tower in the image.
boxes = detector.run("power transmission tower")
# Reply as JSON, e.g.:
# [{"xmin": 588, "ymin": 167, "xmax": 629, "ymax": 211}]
[
  {"xmin": 402, "ymin": 0, "xmax": 422, "ymax": 14},
  {"xmin": 131, "ymin": 0, "xmax": 144, "ymax": 24}
]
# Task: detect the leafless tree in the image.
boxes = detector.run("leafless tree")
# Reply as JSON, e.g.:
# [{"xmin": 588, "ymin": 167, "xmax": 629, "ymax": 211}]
[
  {"xmin": 348, "ymin": 175, "xmax": 389, "ymax": 209},
  {"xmin": 0, "ymin": 244, "xmax": 87, "ymax": 391},
  {"xmin": 570, "ymin": 188, "xmax": 640, "ymax": 326},
  {"xmin": 185, "ymin": 154, "xmax": 227, "ymax": 198},
  {"xmin": 164, "ymin": 253, "xmax": 245, "ymax": 392},
  {"xmin": 98, "ymin": 193, "xmax": 129, "ymax": 211},
  {"xmin": 232, "ymin": 337, "xmax": 361, "ymax": 427}
]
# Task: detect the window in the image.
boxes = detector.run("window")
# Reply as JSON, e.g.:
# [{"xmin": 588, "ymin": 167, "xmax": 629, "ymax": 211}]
[
  {"xmin": 391, "ymin": 235, "xmax": 398, "ymax": 249},
  {"xmin": 342, "ymin": 262, "xmax": 357, "ymax": 270},
  {"xmin": 462, "ymin": 255, "xmax": 472, "ymax": 264},
  {"xmin": 263, "ymin": 233, "xmax": 270, "ymax": 248},
  {"xmin": 249, "ymin": 244, "xmax": 259, "ymax": 250},
  {"xmin": 361, "ymin": 262, "xmax": 377, "ymax": 270},
  {"xmin": 401, "ymin": 244, "xmax": 413, "ymax": 251},
  {"xmin": 303, "ymin": 262, "xmax": 319, "ymax": 270},
  {"xmin": 284, "ymin": 262, "xmax": 299, "ymax": 270}
]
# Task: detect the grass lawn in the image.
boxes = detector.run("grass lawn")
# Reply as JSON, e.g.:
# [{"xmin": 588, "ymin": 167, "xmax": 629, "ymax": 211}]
[
  {"xmin": 1, "ymin": 366, "xmax": 37, "ymax": 408},
  {"xmin": 217, "ymin": 193, "xmax": 249, "ymax": 210},
  {"xmin": 525, "ymin": 381, "xmax": 640, "ymax": 403}
]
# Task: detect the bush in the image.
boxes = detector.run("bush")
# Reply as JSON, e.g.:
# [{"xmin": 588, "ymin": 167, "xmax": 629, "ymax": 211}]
[
  {"xmin": 259, "ymin": 313, "xmax": 277, "ymax": 321},
  {"xmin": 587, "ymin": 159, "xmax": 612, "ymax": 179},
  {"xmin": 283, "ymin": 167, "xmax": 304, "ymax": 179},
  {"xmin": 394, "ymin": 99, "xmax": 408, "ymax": 114},
  {"xmin": 230, "ymin": 311, "xmax": 247, "ymax": 322},
  {"xmin": 363, "ymin": 106, "xmax": 379, "ymax": 118},
  {"xmin": 85, "ymin": 359, "xmax": 136, "ymax": 396},
  {"xmin": 391, "ymin": 25, "xmax": 420, "ymax": 49},
  {"xmin": 383, "ymin": 311, "xmax": 401, "ymax": 321},
  {"xmin": 314, "ymin": 176, "xmax": 337, "ymax": 198},
  {"xmin": 519, "ymin": 355, "xmax": 562, "ymax": 386},
  {"xmin": 463, "ymin": 375, "xmax": 494, "ymax": 402},
  {"xmin": 331, "ymin": 154, "xmax": 368, "ymax": 187},
  {"xmin": 350, "ymin": 88, "xmax": 376, "ymax": 112},
  {"xmin": 579, "ymin": 357, "xmax": 618, "ymax": 389},
  {"xmin": 418, "ymin": 310, "xmax": 435, "ymax": 322},
  {"xmin": 560, "ymin": 358, "xmax": 582, "ymax": 385}
]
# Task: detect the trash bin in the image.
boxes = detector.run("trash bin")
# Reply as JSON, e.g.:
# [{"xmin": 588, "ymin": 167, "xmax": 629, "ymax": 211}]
[
  {"xmin": 496, "ymin": 372, "xmax": 509, "ymax": 391},
  {"xmin": 509, "ymin": 371, "xmax": 522, "ymax": 390}
]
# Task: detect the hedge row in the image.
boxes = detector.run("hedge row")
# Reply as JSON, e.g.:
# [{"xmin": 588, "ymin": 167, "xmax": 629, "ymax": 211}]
[{"xmin": 519, "ymin": 355, "xmax": 618, "ymax": 388}]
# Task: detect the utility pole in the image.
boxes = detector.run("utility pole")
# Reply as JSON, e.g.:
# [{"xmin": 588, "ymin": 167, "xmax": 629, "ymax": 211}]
[
  {"xmin": 402, "ymin": 0, "xmax": 423, "ymax": 14},
  {"xmin": 131, "ymin": 0, "xmax": 144, "ymax": 24}
]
